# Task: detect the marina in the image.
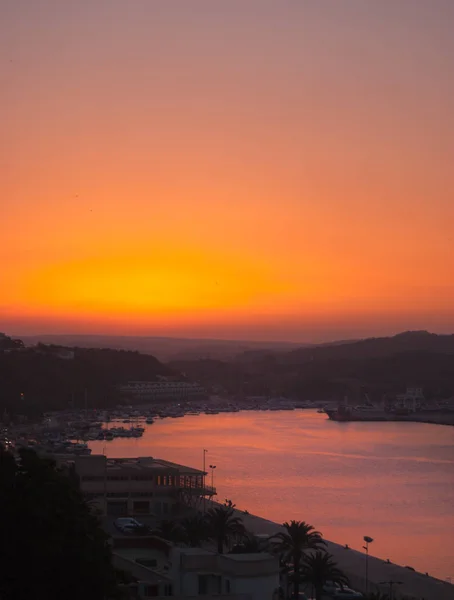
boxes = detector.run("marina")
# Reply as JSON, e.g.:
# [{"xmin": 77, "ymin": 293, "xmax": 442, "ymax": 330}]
[{"xmin": 81, "ymin": 409, "xmax": 454, "ymax": 583}]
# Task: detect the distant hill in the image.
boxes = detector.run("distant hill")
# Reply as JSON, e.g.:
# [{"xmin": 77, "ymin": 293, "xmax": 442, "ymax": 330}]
[
  {"xmin": 19, "ymin": 334, "xmax": 305, "ymax": 361},
  {"xmin": 0, "ymin": 343, "xmax": 173, "ymax": 416},
  {"xmin": 170, "ymin": 331, "xmax": 454, "ymax": 401},
  {"xmin": 283, "ymin": 331, "xmax": 454, "ymax": 363},
  {"xmin": 5, "ymin": 331, "xmax": 454, "ymax": 414}
]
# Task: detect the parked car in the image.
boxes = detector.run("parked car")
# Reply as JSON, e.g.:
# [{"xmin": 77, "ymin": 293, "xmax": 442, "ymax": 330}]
[
  {"xmin": 114, "ymin": 517, "xmax": 144, "ymax": 534},
  {"xmin": 323, "ymin": 581, "xmax": 363, "ymax": 599},
  {"xmin": 331, "ymin": 590, "xmax": 363, "ymax": 599}
]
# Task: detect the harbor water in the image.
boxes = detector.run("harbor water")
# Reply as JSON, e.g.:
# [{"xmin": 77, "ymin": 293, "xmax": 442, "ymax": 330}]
[{"xmin": 88, "ymin": 409, "xmax": 454, "ymax": 581}]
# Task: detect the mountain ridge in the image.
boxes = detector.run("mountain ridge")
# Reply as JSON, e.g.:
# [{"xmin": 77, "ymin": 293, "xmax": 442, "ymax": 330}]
[{"xmin": 17, "ymin": 334, "xmax": 310, "ymax": 361}]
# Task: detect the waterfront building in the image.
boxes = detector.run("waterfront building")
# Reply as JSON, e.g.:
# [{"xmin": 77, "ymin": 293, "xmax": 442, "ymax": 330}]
[
  {"xmin": 396, "ymin": 386, "xmax": 425, "ymax": 412},
  {"xmin": 117, "ymin": 380, "xmax": 207, "ymax": 402},
  {"xmin": 54, "ymin": 454, "xmax": 215, "ymax": 517}
]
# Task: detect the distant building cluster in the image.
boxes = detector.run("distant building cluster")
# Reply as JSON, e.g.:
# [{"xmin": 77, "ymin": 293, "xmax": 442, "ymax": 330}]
[
  {"xmin": 117, "ymin": 380, "xmax": 206, "ymax": 401},
  {"xmin": 395, "ymin": 386, "xmax": 425, "ymax": 411},
  {"xmin": 35, "ymin": 346, "xmax": 75, "ymax": 360},
  {"xmin": 0, "ymin": 332, "xmax": 25, "ymax": 351}
]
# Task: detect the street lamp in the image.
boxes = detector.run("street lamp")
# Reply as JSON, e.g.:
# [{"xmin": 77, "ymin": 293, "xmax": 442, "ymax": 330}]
[
  {"xmin": 379, "ymin": 580, "xmax": 402, "ymax": 600},
  {"xmin": 202, "ymin": 449, "xmax": 208, "ymax": 513},
  {"xmin": 209, "ymin": 464, "xmax": 217, "ymax": 490},
  {"xmin": 363, "ymin": 535, "xmax": 374, "ymax": 593}
]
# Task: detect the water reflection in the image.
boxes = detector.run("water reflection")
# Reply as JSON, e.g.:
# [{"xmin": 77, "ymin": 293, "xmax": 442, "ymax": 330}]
[{"xmin": 89, "ymin": 410, "xmax": 454, "ymax": 579}]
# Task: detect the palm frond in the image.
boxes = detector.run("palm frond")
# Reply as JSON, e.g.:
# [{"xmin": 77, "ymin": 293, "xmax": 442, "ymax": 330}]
[{"xmin": 301, "ymin": 550, "xmax": 349, "ymax": 589}]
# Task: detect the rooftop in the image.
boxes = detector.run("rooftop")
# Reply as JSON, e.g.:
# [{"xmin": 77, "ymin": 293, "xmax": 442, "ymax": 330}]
[
  {"xmin": 179, "ymin": 548, "xmax": 214, "ymax": 556},
  {"xmin": 88, "ymin": 455, "xmax": 205, "ymax": 475},
  {"xmin": 112, "ymin": 552, "xmax": 171, "ymax": 583},
  {"xmin": 223, "ymin": 553, "xmax": 272, "ymax": 562},
  {"xmin": 113, "ymin": 535, "xmax": 172, "ymax": 555},
  {"xmin": 176, "ymin": 548, "xmax": 279, "ymax": 577}
]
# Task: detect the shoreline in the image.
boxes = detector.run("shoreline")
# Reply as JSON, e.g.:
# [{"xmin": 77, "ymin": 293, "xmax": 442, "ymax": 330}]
[
  {"xmin": 14, "ymin": 409, "xmax": 453, "ymax": 595},
  {"xmin": 326, "ymin": 414, "xmax": 454, "ymax": 427},
  {"xmin": 203, "ymin": 499, "xmax": 454, "ymax": 600}
]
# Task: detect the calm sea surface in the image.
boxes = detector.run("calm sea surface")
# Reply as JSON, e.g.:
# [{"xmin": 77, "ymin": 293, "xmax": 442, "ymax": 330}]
[{"xmin": 88, "ymin": 410, "xmax": 454, "ymax": 580}]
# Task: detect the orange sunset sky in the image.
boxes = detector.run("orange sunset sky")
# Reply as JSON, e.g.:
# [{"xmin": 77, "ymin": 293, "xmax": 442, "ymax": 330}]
[{"xmin": 2, "ymin": 1, "xmax": 453, "ymax": 342}]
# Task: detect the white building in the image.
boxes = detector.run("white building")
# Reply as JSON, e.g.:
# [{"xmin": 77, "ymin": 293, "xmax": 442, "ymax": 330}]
[
  {"xmin": 117, "ymin": 380, "xmax": 206, "ymax": 401},
  {"xmin": 55, "ymin": 454, "xmax": 214, "ymax": 517},
  {"xmin": 396, "ymin": 386, "xmax": 425, "ymax": 412},
  {"xmin": 112, "ymin": 538, "xmax": 280, "ymax": 600}
]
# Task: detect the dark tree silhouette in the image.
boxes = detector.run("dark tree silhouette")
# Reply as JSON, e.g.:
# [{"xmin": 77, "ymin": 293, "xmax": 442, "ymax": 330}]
[
  {"xmin": 153, "ymin": 519, "xmax": 184, "ymax": 544},
  {"xmin": 275, "ymin": 520, "xmax": 326, "ymax": 599},
  {"xmin": 206, "ymin": 504, "xmax": 246, "ymax": 554},
  {"xmin": 0, "ymin": 447, "xmax": 121, "ymax": 600},
  {"xmin": 229, "ymin": 532, "xmax": 263, "ymax": 554},
  {"xmin": 301, "ymin": 551, "xmax": 349, "ymax": 600},
  {"xmin": 180, "ymin": 514, "xmax": 210, "ymax": 547},
  {"xmin": 0, "ymin": 343, "xmax": 172, "ymax": 417}
]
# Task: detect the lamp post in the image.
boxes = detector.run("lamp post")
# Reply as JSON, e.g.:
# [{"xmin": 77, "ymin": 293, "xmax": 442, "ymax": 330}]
[
  {"xmin": 363, "ymin": 535, "xmax": 374, "ymax": 593},
  {"xmin": 209, "ymin": 464, "xmax": 216, "ymax": 490},
  {"xmin": 379, "ymin": 580, "xmax": 402, "ymax": 600},
  {"xmin": 202, "ymin": 449, "xmax": 208, "ymax": 513}
]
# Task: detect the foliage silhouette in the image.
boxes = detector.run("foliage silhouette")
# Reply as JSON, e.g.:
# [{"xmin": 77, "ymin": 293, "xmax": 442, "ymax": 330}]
[
  {"xmin": 301, "ymin": 550, "xmax": 349, "ymax": 600},
  {"xmin": 0, "ymin": 447, "xmax": 121, "ymax": 600},
  {"xmin": 180, "ymin": 514, "xmax": 210, "ymax": 547},
  {"xmin": 275, "ymin": 520, "xmax": 326, "ymax": 599},
  {"xmin": 206, "ymin": 503, "xmax": 246, "ymax": 554},
  {"xmin": 152, "ymin": 519, "xmax": 185, "ymax": 544}
]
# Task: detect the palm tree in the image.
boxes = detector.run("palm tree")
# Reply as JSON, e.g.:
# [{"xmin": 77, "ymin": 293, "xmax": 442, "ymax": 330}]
[
  {"xmin": 206, "ymin": 504, "xmax": 246, "ymax": 553},
  {"xmin": 275, "ymin": 520, "xmax": 326, "ymax": 599},
  {"xmin": 153, "ymin": 519, "xmax": 184, "ymax": 544},
  {"xmin": 229, "ymin": 532, "xmax": 262, "ymax": 554},
  {"xmin": 301, "ymin": 551, "xmax": 349, "ymax": 600},
  {"xmin": 180, "ymin": 514, "xmax": 209, "ymax": 547}
]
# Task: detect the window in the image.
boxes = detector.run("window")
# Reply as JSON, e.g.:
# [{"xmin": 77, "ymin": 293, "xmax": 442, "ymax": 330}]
[
  {"xmin": 135, "ymin": 558, "xmax": 157, "ymax": 568},
  {"xmin": 198, "ymin": 575, "xmax": 207, "ymax": 595},
  {"xmin": 143, "ymin": 584, "xmax": 158, "ymax": 597},
  {"xmin": 133, "ymin": 500, "xmax": 150, "ymax": 514}
]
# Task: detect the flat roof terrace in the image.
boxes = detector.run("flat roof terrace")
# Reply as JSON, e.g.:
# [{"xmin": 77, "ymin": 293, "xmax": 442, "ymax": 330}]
[{"xmin": 105, "ymin": 457, "xmax": 205, "ymax": 476}]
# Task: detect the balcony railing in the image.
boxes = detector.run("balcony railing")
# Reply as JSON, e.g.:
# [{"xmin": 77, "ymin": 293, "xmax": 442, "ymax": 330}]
[{"xmin": 181, "ymin": 484, "xmax": 216, "ymax": 495}]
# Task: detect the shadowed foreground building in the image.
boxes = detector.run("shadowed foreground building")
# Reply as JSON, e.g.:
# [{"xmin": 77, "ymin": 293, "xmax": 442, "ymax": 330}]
[
  {"xmin": 112, "ymin": 536, "xmax": 280, "ymax": 600},
  {"xmin": 52, "ymin": 454, "xmax": 280, "ymax": 599}
]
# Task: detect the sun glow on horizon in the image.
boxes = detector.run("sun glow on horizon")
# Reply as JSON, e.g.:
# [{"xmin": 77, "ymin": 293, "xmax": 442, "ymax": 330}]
[{"xmin": 2, "ymin": 1, "xmax": 454, "ymax": 339}]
